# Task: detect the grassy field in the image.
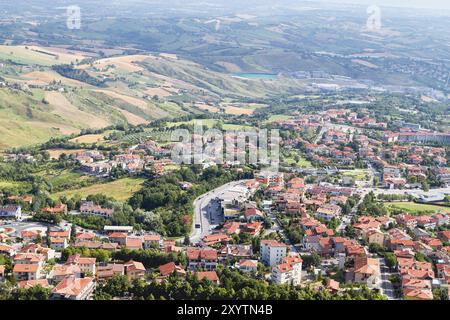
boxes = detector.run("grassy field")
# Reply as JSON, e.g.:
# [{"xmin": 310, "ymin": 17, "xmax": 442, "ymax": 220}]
[
  {"xmin": 340, "ymin": 169, "xmax": 370, "ymax": 181},
  {"xmin": 283, "ymin": 151, "xmax": 313, "ymax": 168},
  {"xmin": 165, "ymin": 119, "xmax": 252, "ymax": 131},
  {"xmin": 0, "ymin": 180, "xmax": 31, "ymax": 191},
  {"xmin": 166, "ymin": 119, "xmax": 217, "ymax": 128},
  {"xmin": 263, "ymin": 114, "xmax": 293, "ymax": 124},
  {"xmin": 47, "ymin": 149, "xmax": 87, "ymax": 160},
  {"xmin": 41, "ymin": 169, "xmax": 94, "ymax": 190},
  {"xmin": 387, "ymin": 202, "xmax": 450, "ymax": 215},
  {"xmin": 69, "ymin": 134, "xmax": 106, "ymax": 144},
  {"xmin": 51, "ymin": 177, "xmax": 145, "ymax": 202},
  {"xmin": 0, "ymin": 45, "xmax": 84, "ymax": 66}
]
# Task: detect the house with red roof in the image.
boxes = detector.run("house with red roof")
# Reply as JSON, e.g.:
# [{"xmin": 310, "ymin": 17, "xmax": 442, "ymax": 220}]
[
  {"xmin": 159, "ymin": 262, "xmax": 186, "ymax": 278},
  {"xmin": 202, "ymin": 233, "xmax": 232, "ymax": 246},
  {"xmin": 124, "ymin": 260, "xmax": 146, "ymax": 279},
  {"xmin": 244, "ymin": 207, "xmax": 264, "ymax": 222},
  {"xmin": 42, "ymin": 204, "xmax": 67, "ymax": 214},
  {"xmin": 271, "ymin": 254, "xmax": 303, "ymax": 285},
  {"xmin": 66, "ymin": 254, "xmax": 96, "ymax": 275},
  {"xmin": 108, "ymin": 232, "xmax": 127, "ymax": 245},
  {"xmin": 195, "ymin": 271, "xmax": 220, "ymax": 285},
  {"xmin": 220, "ymin": 221, "xmax": 241, "ymax": 235},
  {"xmin": 236, "ymin": 259, "xmax": 258, "ymax": 273},
  {"xmin": 346, "ymin": 255, "xmax": 380, "ymax": 287},
  {"xmin": 438, "ymin": 230, "xmax": 450, "ymax": 243},
  {"xmin": 187, "ymin": 248, "xmax": 218, "ymax": 270},
  {"xmin": 125, "ymin": 237, "xmax": 143, "ymax": 250},
  {"xmin": 21, "ymin": 230, "xmax": 40, "ymax": 242},
  {"xmin": 51, "ymin": 276, "xmax": 95, "ymax": 300},
  {"xmin": 260, "ymin": 240, "xmax": 288, "ymax": 266},
  {"xmin": 243, "ymin": 221, "xmax": 263, "ymax": 237},
  {"xmin": 13, "ymin": 264, "xmax": 43, "ymax": 281},
  {"xmin": 421, "ymin": 237, "xmax": 443, "ymax": 250},
  {"xmin": 143, "ymin": 234, "xmax": 162, "ymax": 249},
  {"xmin": 96, "ymin": 264, "xmax": 124, "ymax": 281}
]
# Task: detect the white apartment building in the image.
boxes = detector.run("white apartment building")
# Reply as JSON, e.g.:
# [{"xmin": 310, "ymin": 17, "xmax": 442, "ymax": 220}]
[
  {"xmin": 260, "ymin": 240, "xmax": 288, "ymax": 266},
  {"xmin": 271, "ymin": 255, "xmax": 303, "ymax": 285},
  {"xmin": 0, "ymin": 205, "xmax": 22, "ymax": 220}
]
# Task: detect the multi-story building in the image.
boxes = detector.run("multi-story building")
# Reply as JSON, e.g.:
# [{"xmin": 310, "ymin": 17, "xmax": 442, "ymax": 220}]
[
  {"xmin": 0, "ymin": 205, "xmax": 21, "ymax": 220},
  {"xmin": 13, "ymin": 264, "xmax": 42, "ymax": 281},
  {"xmin": 66, "ymin": 254, "xmax": 97, "ymax": 275},
  {"xmin": 260, "ymin": 240, "xmax": 288, "ymax": 266},
  {"xmin": 271, "ymin": 255, "xmax": 303, "ymax": 285},
  {"xmin": 51, "ymin": 276, "xmax": 95, "ymax": 300},
  {"xmin": 186, "ymin": 248, "xmax": 218, "ymax": 270},
  {"xmin": 315, "ymin": 204, "xmax": 342, "ymax": 221},
  {"xmin": 80, "ymin": 201, "xmax": 114, "ymax": 218}
]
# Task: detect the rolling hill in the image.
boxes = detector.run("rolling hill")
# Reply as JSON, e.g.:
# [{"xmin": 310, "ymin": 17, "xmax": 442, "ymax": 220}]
[{"xmin": 0, "ymin": 45, "xmax": 306, "ymax": 149}]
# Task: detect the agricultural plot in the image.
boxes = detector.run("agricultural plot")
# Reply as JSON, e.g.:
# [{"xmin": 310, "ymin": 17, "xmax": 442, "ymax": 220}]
[
  {"xmin": 282, "ymin": 151, "xmax": 314, "ymax": 168},
  {"xmin": 387, "ymin": 202, "xmax": 450, "ymax": 215},
  {"xmin": 51, "ymin": 177, "xmax": 146, "ymax": 202},
  {"xmin": 0, "ymin": 45, "xmax": 85, "ymax": 66},
  {"xmin": 0, "ymin": 180, "xmax": 31, "ymax": 192},
  {"xmin": 69, "ymin": 134, "xmax": 106, "ymax": 144}
]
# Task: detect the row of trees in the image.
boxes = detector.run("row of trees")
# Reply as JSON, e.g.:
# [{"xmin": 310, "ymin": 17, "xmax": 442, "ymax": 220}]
[{"xmin": 94, "ymin": 267, "xmax": 386, "ymax": 300}]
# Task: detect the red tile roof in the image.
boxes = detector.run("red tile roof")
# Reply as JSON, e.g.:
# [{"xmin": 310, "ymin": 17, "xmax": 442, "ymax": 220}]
[{"xmin": 195, "ymin": 271, "xmax": 219, "ymax": 283}]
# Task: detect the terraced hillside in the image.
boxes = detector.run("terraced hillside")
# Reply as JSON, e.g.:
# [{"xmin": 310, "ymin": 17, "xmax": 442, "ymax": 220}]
[{"xmin": 0, "ymin": 46, "xmax": 307, "ymax": 149}]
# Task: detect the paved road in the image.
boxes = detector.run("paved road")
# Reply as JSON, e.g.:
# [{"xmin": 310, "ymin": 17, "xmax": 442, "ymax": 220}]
[
  {"xmin": 0, "ymin": 220, "xmax": 49, "ymax": 236},
  {"xmin": 265, "ymin": 209, "xmax": 299, "ymax": 253},
  {"xmin": 363, "ymin": 186, "xmax": 450, "ymax": 197},
  {"xmin": 379, "ymin": 258, "xmax": 397, "ymax": 300},
  {"xmin": 190, "ymin": 180, "xmax": 249, "ymax": 244},
  {"xmin": 337, "ymin": 187, "xmax": 369, "ymax": 233},
  {"xmin": 313, "ymin": 125, "xmax": 328, "ymax": 144}
]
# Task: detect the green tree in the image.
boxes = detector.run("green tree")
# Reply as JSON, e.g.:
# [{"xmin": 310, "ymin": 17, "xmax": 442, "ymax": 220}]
[
  {"xmin": 14, "ymin": 285, "xmax": 51, "ymax": 300},
  {"xmin": 383, "ymin": 253, "xmax": 397, "ymax": 270}
]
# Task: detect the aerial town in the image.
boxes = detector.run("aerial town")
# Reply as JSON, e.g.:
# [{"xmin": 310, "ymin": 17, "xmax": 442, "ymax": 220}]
[
  {"xmin": 0, "ymin": 0, "xmax": 449, "ymax": 306},
  {"xmin": 1, "ymin": 102, "xmax": 449, "ymax": 301}
]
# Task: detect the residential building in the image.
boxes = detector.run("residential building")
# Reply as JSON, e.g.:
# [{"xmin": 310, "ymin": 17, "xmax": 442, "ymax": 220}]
[
  {"xmin": 187, "ymin": 248, "xmax": 218, "ymax": 270},
  {"xmin": 143, "ymin": 234, "xmax": 162, "ymax": 249},
  {"xmin": 13, "ymin": 264, "xmax": 42, "ymax": 281},
  {"xmin": 51, "ymin": 276, "xmax": 95, "ymax": 300},
  {"xmin": 66, "ymin": 254, "xmax": 97, "ymax": 275},
  {"xmin": 347, "ymin": 255, "xmax": 380, "ymax": 287},
  {"xmin": 18, "ymin": 279, "xmax": 52, "ymax": 290},
  {"xmin": 49, "ymin": 237, "xmax": 68, "ymax": 250},
  {"xmin": 49, "ymin": 264, "xmax": 82, "ymax": 283},
  {"xmin": 202, "ymin": 233, "xmax": 232, "ymax": 246},
  {"xmin": 271, "ymin": 255, "xmax": 303, "ymax": 285},
  {"xmin": 236, "ymin": 259, "xmax": 258, "ymax": 273},
  {"xmin": 315, "ymin": 204, "xmax": 341, "ymax": 221},
  {"xmin": 260, "ymin": 240, "xmax": 288, "ymax": 266},
  {"xmin": 365, "ymin": 229, "xmax": 385, "ymax": 247},
  {"xmin": 96, "ymin": 264, "xmax": 125, "ymax": 281},
  {"xmin": 195, "ymin": 271, "xmax": 220, "ymax": 285},
  {"xmin": 79, "ymin": 201, "xmax": 114, "ymax": 218},
  {"xmin": 0, "ymin": 205, "xmax": 21, "ymax": 219},
  {"xmin": 159, "ymin": 262, "xmax": 186, "ymax": 278},
  {"xmin": 124, "ymin": 260, "xmax": 146, "ymax": 279}
]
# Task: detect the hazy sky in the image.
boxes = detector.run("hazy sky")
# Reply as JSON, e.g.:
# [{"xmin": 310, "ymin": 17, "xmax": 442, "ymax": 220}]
[{"xmin": 316, "ymin": 0, "xmax": 450, "ymax": 10}]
